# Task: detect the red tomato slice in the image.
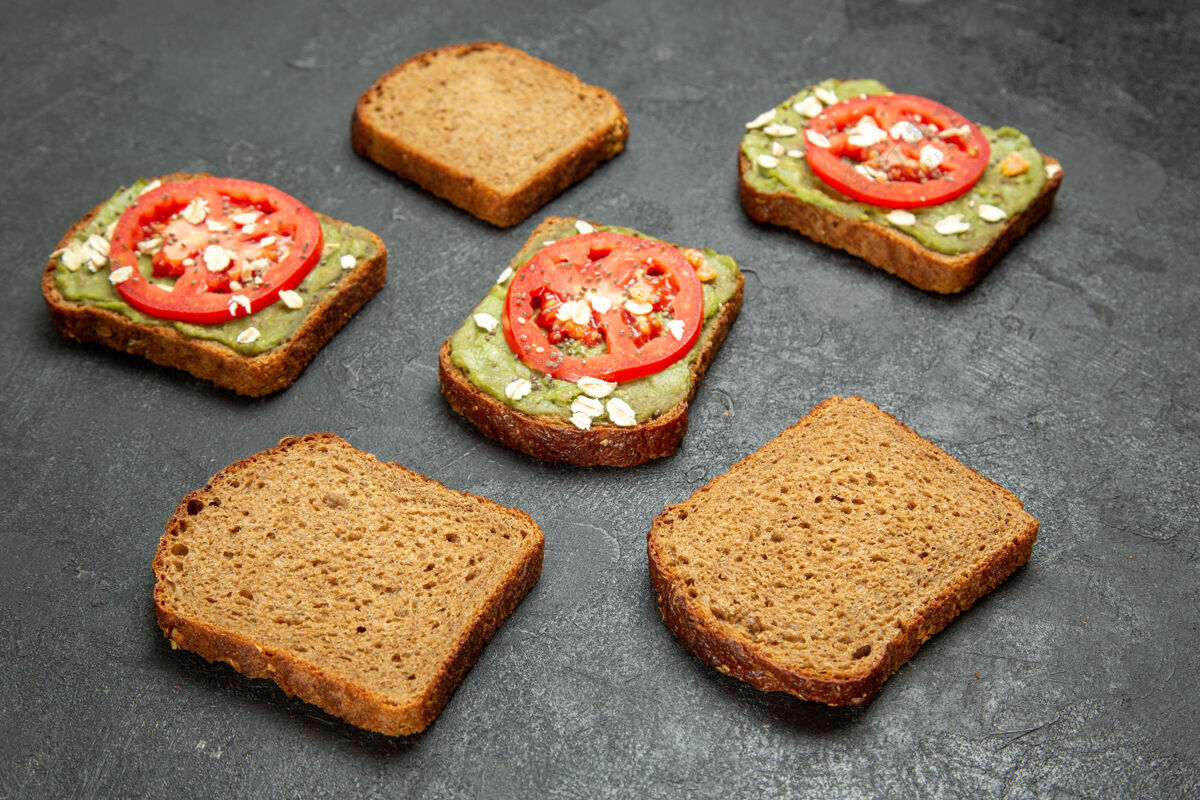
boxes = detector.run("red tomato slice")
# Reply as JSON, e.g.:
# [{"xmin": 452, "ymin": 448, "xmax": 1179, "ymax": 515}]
[
  {"xmin": 804, "ymin": 93, "xmax": 990, "ymax": 209},
  {"xmin": 502, "ymin": 232, "xmax": 704, "ymax": 383},
  {"xmin": 107, "ymin": 177, "xmax": 323, "ymax": 324}
]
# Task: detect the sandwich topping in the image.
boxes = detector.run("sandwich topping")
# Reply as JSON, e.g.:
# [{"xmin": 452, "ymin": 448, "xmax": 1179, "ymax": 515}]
[
  {"xmin": 107, "ymin": 178, "xmax": 323, "ymax": 324},
  {"xmin": 740, "ymin": 79, "xmax": 1049, "ymax": 255},
  {"xmin": 502, "ymin": 232, "xmax": 704, "ymax": 383},
  {"xmin": 448, "ymin": 220, "xmax": 740, "ymax": 426},
  {"xmin": 53, "ymin": 177, "xmax": 377, "ymax": 354},
  {"xmin": 802, "ymin": 93, "xmax": 991, "ymax": 209}
]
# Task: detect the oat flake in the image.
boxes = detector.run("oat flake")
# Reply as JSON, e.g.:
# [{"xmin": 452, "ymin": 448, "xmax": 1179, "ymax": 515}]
[
  {"xmin": 587, "ymin": 293, "xmax": 612, "ymax": 314},
  {"xmin": 606, "ymin": 398, "xmax": 636, "ymax": 427},
  {"xmin": 934, "ymin": 214, "xmax": 970, "ymax": 235},
  {"xmin": 556, "ymin": 300, "xmax": 591, "ymax": 326},
  {"xmin": 919, "ymin": 145, "xmax": 945, "ymax": 170},
  {"xmin": 86, "ymin": 234, "xmax": 110, "ymax": 257},
  {"xmin": 793, "ymin": 95, "xmax": 824, "ymax": 117},
  {"xmin": 978, "ymin": 204, "xmax": 1008, "ymax": 223},
  {"xmin": 60, "ymin": 243, "xmax": 84, "ymax": 272},
  {"xmin": 805, "ymin": 130, "xmax": 832, "ymax": 149},
  {"xmin": 181, "ymin": 198, "xmax": 208, "ymax": 225},
  {"xmin": 577, "ymin": 376, "xmax": 616, "ymax": 398},
  {"xmin": 571, "ymin": 396, "xmax": 604, "ymax": 418},
  {"xmin": 505, "ymin": 377, "xmax": 532, "ymax": 401},
  {"xmin": 228, "ymin": 294, "xmax": 252, "ymax": 316},
  {"xmin": 745, "ymin": 109, "xmax": 776, "ymax": 129},
  {"xmin": 473, "ymin": 312, "xmax": 499, "ymax": 333},
  {"xmin": 854, "ymin": 164, "xmax": 888, "ymax": 182},
  {"xmin": 624, "ymin": 300, "xmax": 653, "ymax": 316},
  {"xmin": 847, "ymin": 117, "xmax": 887, "ymax": 148},
  {"xmin": 889, "ymin": 121, "xmax": 924, "ymax": 143},
  {"xmin": 204, "ymin": 245, "xmax": 231, "ymax": 272}
]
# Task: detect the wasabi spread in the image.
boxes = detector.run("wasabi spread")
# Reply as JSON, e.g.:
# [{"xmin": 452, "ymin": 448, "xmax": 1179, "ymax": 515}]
[
  {"xmin": 53, "ymin": 178, "xmax": 378, "ymax": 355},
  {"xmin": 448, "ymin": 220, "xmax": 741, "ymax": 425},
  {"xmin": 741, "ymin": 79, "xmax": 1047, "ymax": 256}
]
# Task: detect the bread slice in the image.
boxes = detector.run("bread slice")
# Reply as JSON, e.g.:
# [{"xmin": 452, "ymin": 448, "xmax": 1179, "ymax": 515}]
[
  {"xmin": 153, "ymin": 433, "xmax": 544, "ymax": 736},
  {"xmin": 438, "ymin": 217, "xmax": 745, "ymax": 467},
  {"xmin": 738, "ymin": 80, "xmax": 1063, "ymax": 293},
  {"xmin": 352, "ymin": 42, "xmax": 628, "ymax": 227},
  {"xmin": 42, "ymin": 173, "xmax": 387, "ymax": 396},
  {"xmin": 647, "ymin": 396, "xmax": 1038, "ymax": 705}
]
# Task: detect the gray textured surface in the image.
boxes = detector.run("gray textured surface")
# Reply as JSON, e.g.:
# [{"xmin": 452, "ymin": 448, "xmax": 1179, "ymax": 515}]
[{"xmin": 2, "ymin": 1, "xmax": 1198, "ymax": 798}]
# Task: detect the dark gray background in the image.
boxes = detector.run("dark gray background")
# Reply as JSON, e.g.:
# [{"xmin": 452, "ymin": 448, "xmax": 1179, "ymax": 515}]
[{"xmin": 2, "ymin": 1, "xmax": 1197, "ymax": 798}]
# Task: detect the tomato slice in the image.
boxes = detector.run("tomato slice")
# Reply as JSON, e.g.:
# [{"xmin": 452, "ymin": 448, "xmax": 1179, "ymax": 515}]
[
  {"xmin": 107, "ymin": 178, "xmax": 324, "ymax": 324},
  {"xmin": 804, "ymin": 93, "xmax": 990, "ymax": 209},
  {"xmin": 502, "ymin": 232, "xmax": 703, "ymax": 383}
]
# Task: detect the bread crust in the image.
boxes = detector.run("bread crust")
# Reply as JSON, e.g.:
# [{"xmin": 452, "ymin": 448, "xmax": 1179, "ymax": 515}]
[
  {"xmin": 152, "ymin": 433, "xmax": 545, "ymax": 736},
  {"xmin": 41, "ymin": 174, "xmax": 387, "ymax": 396},
  {"xmin": 351, "ymin": 41, "xmax": 629, "ymax": 227},
  {"xmin": 647, "ymin": 396, "xmax": 1038, "ymax": 705},
  {"xmin": 739, "ymin": 152, "xmax": 1062, "ymax": 293},
  {"xmin": 438, "ymin": 220, "xmax": 745, "ymax": 467}
]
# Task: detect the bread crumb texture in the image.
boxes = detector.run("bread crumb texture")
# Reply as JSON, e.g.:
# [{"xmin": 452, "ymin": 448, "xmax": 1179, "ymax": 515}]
[
  {"xmin": 154, "ymin": 434, "xmax": 543, "ymax": 734},
  {"xmin": 648, "ymin": 396, "xmax": 1036, "ymax": 703}
]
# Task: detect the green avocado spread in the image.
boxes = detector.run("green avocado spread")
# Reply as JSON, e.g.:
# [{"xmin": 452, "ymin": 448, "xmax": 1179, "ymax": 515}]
[
  {"xmin": 740, "ymin": 79, "xmax": 1047, "ymax": 255},
  {"xmin": 53, "ymin": 179, "xmax": 378, "ymax": 355},
  {"xmin": 448, "ymin": 220, "xmax": 741, "ymax": 424}
]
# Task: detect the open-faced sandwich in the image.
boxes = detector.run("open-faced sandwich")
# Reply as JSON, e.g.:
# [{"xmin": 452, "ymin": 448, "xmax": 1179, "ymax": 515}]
[
  {"xmin": 439, "ymin": 217, "xmax": 744, "ymax": 466},
  {"xmin": 43, "ymin": 173, "xmax": 387, "ymax": 396},
  {"xmin": 740, "ymin": 79, "xmax": 1061, "ymax": 293}
]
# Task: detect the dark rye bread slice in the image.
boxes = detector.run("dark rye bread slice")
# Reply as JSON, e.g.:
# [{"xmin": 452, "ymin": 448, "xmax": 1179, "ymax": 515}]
[
  {"xmin": 739, "ymin": 151, "xmax": 1062, "ymax": 293},
  {"xmin": 648, "ymin": 396, "xmax": 1037, "ymax": 705},
  {"xmin": 438, "ymin": 217, "xmax": 745, "ymax": 467},
  {"xmin": 352, "ymin": 41, "xmax": 628, "ymax": 227},
  {"xmin": 153, "ymin": 434, "xmax": 544, "ymax": 736},
  {"xmin": 42, "ymin": 173, "xmax": 387, "ymax": 396}
]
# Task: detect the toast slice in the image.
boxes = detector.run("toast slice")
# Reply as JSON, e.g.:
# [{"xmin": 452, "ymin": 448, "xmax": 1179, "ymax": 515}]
[
  {"xmin": 739, "ymin": 80, "xmax": 1062, "ymax": 293},
  {"xmin": 438, "ymin": 217, "xmax": 744, "ymax": 467},
  {"xmin": 153, "ymin": 433, "xmax": 544, "ymax": 736},
  {"xmin": 352, "ymin": 42, "xmax": 628, "ymax": 227},
  {"xmin": 42, "ymin": 173, "xmax": 387, "ymax": 396},
  {"xmin": 647, "ymin": 396, "xmax": 1038, "ymax": 705}
]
